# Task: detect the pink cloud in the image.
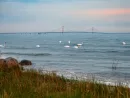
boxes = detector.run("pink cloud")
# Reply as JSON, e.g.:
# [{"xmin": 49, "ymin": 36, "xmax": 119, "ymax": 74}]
[
  {"xmin": 87, "ymin": 8, "xmax": 130, "ymax": 16},
  {"xmin": 70, "ymin": 8, "xmax": 130, "ymax": 18}
]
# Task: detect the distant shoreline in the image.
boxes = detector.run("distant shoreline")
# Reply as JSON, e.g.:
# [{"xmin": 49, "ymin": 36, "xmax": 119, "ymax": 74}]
[{"xmin": 0, "ymin": 32, "xmax": 130, "ymax": 34}]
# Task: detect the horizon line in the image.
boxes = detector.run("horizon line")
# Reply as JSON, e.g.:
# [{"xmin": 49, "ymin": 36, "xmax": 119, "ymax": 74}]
[{"xmin": 0, "ymin": 31, "xmax": 130, "ymax": 34}]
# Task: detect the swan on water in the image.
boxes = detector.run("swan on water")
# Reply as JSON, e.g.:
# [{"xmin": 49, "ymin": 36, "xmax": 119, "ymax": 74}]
[
  {"xmin": 36, "ymin": 45, "xmax": 40, "ymax": 48},
  {"xmin": 64, "ymin": 45, "xmax": 70, "ymax": 48},
  {"xmin": 73, "ymin": 46, "xmax": 79, "ymax": 49},
  {"xmin": 0, "ymin": 42, "xmax": 6, "ymax": 48},
  {"xmin": 68, "ymin": 41, "xmax": 71, "ymax": 44},
  {"xmin": 122, "ymin": 42, "xmax": 126, "ymax": 45},
  {"xmin": 59, "ymin": 41, "xmax": 62, "ymax": 43},
  {"xmin": 77, "ymin": 42, "xmax": 83, "ymax": 46},
  {"xmin": 0, "ymin": 45, "xmax": 4, "ymax": 47}
]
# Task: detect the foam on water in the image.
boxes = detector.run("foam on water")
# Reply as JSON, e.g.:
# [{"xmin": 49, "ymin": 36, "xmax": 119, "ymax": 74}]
[{"xmin": 23, "ymin": 65, "xmax": 130, "ymax": 87}]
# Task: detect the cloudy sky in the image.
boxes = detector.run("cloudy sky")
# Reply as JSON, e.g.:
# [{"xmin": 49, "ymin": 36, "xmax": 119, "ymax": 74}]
[{"xmin": 0, "ymin": 0, "xmax": 130, "ymax": 33}]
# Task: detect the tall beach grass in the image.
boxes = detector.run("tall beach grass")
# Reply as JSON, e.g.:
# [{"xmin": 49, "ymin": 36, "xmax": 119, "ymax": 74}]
[{"xmin": 0, "ymin": 66, "xmax": 130, "ymax": 98}]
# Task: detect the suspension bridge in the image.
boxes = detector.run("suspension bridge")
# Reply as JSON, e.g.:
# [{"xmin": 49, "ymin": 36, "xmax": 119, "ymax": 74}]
[
  {"xmin": 50, "ymin": 26, "xmax": 101, "ymax": 33},
  {"xmin": 0, "ymin": 26, "xmax": 102, "ymax": 34}
]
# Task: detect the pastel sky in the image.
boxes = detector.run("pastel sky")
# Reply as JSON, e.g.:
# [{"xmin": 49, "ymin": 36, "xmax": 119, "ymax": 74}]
[{"xmin": 0, "ymin": 0, "xmax": 130, "ymax": 33}]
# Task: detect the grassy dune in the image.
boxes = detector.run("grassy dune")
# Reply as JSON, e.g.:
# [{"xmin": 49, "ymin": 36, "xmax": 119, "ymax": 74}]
[{"xmin": 0, "ymin": 67, "xmax": 130, "ymax": 98}]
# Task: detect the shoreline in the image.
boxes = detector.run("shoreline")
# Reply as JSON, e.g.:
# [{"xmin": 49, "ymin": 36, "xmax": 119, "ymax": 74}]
[
  {"xmin": 1, "ymin": 54, "xmax": 130, "ymax": 88},
  {"xmin": 23, "ymin": 65, "xmax": 130, "ymax": 88}
]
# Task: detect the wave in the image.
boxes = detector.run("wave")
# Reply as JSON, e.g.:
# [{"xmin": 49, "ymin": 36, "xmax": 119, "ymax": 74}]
[
  {"xmin": 2, "ymin": 52, "xmax": 52, "ymax": 56},
  {"xmin": 5, "ymin": 46, "xmax": 33, "ymax": 49},
  {"xmin": 123, "ymin": 46, "xmax": 130, "ymax": 48},
  {"xmin": 83, "ymin": 49, "xmax": 130, "ymax": 54},
  {"xmin": 95, "ymin": 71, "xmax": 130, "ymax": 79},
  {"xmin": 5, "ymin": 45, "xmax": 44, "ymax": 49},
  {"xmin": 83, "ymin": 50, "xmax": 120, "ymax": 53}
]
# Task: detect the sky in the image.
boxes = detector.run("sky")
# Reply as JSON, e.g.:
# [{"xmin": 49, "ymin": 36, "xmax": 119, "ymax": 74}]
[{"xmin": 0, "ymin": 0, "xmax": 130, "ymax": 33}]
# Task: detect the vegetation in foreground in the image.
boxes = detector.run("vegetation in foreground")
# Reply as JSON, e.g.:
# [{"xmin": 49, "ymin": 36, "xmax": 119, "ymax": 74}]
[{"xmin": 0, "ymin": 67, "xmax": 130, "ymax": 98}]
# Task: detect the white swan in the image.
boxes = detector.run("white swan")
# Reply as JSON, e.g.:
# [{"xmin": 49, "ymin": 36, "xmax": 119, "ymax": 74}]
[
  {"xmin": 122, "ymin": 42, "xmax": 126, "ymax": 45},
  {"xmin": 64, "ymin": 45, "xmax": 70, "ymax": 48},
  {"xmin": 0, "ymin": 42, "xmax": 6, "ymax": 48},
  {"xmin": 63, "ymin": 41, "xmax": 71, "ymax": 48},
  {"xmin": 36, "ymin": 45, "xmax": 40, "ymax": 48},
  {"xmin": 68, "ymin": 41, "xmax": 71, "ymax": 44},
  {"xmin": 59, "ymin": 41, "xmax": 62, "ymax": 43},
  {"xmin": 77, "ymin": 42, "xmax": 83, "ymax": 46},
  {"xmin": 0, "ymin": 45, "xmax": 4, "ymax": 47},
  {"xmin": 73, "ymin": 46, "xmax": 79, "ymax": 49}
]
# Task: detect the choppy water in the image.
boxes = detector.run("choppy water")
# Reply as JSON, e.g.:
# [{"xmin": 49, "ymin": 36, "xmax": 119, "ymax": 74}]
[{"xmin": 0, "ymin": 32, "xmax": 130, "ymax": 85}]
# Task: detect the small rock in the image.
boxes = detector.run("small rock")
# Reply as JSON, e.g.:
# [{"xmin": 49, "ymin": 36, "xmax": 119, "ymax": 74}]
[
  {"xmin": 20, "ymin": 60, "xmax": 32, "ymax": 66},
  {"xmin": 5, "ymin": 57, "xmax": 19, "ymax": 68}
]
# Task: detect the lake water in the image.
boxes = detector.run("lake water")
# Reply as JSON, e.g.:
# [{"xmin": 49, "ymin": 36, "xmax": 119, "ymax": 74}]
[{"xmin": 0, "ymin": 32, "xmax": 130, "ymax": 85}]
